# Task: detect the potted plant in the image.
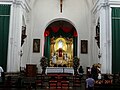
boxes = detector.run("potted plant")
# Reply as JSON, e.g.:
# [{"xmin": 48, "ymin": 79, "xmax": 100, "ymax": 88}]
[
  {"xmin": 40, "ymin": 56, "xmax": 48, "ymax": 74},
  {"xmin": 73, "ymin": 56, "xmax": 80, "ymax": 75}
]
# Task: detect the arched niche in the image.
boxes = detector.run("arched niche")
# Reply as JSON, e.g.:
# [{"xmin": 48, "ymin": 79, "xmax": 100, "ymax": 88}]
[{"xmin": 44, "ymin": 20, "xmax": 78, "ymax": 67}]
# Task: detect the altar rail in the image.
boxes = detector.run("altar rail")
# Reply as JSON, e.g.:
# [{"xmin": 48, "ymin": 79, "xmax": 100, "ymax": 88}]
[{"xmin": 45, "ymin": 67, "xmax": 74, "ymax": 75}]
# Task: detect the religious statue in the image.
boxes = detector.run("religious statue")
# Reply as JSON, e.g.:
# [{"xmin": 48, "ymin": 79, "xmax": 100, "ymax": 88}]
[
  {"xmin": 63, "ymin": 53, "xmax": 68, "ymax": 61},
  {"xmin": 58, "ymin": 48, "xmax": 63, "ymax": 57},
  {"xmin": 52, "ymin": 53, "xmax": 56, "ymax": 64}
]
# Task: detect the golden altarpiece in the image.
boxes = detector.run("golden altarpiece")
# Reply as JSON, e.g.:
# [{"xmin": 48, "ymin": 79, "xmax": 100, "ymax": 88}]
[
  {"xmin": 50, "ymin": 37, "xmax": 73, "ymax": 67},
  {"xmin": 44, "ymin": 20, "xmax": 78, "ymax": 68}
]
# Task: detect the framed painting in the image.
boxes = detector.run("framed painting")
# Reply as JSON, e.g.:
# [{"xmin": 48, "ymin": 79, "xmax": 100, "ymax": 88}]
[
  {"xmin": 81, "ymin": 40, "xmax": 88, "ymax": 54},
  {"xmin": 33, "ymin": 39, "xmax": 40, "ymax": 53}
]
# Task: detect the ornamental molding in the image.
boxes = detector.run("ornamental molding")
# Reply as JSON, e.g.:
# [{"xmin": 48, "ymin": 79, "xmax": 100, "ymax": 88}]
[
  {"xmin": 109, "ymin": 1, "xmax": 120, "ymax": 6},
  {"xmin": 92, "ymin": 1, "xmax": 109, "ymax": 14},
  {"xmin": 0, "ymin": 0, "xmax": 31, "ymax": 12},
  {"xmin": 15, "ymin": 0, "xmax": 31, "ymax": 12}
]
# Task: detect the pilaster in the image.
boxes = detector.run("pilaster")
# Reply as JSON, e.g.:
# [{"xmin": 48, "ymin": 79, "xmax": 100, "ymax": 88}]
[
  {"xmin": 7, "ymin": 0, "xmax": 30, "ymax": 72},
  {"xmin": 92, "ymin": 0, "xmax": 112, "ymax": 74},
  {"xmin": 99, "ymin": 1, "xmax": 112, "ymax": 74}
]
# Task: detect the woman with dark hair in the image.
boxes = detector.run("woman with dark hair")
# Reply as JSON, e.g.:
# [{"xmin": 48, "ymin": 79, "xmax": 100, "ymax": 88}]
[
  {"xmin": 91, "ymin": 65, "xmax": 98, "ymax": 80},
  {"xmin": 78, "ymin": 66, "xmax": 84, "ymax": 79}
]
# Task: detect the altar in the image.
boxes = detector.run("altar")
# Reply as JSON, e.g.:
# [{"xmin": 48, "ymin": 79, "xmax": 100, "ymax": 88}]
[{"xmin": 45, "ymin": 67, "xmax": 74, "ymax": 75}]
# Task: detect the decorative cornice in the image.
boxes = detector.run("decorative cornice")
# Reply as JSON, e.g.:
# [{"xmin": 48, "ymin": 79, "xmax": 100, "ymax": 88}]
[
  {"xmin": 109, "ymin": 1, "xmax": 120, "ymax": 6},
  {"xmin": 92, "ymin": 1, "xmax": 109, "ymax": 14},
  {"xmin": 15, "ymin": 0, "xmax": 31, "ymax": 12},
  {"xmin": 0, "ymin": 0, "xmax": 31, "ymax": 12},
  {"xmin": 0, "ymin": 0, "xmax": 14, "ymax": 4},
  {"xmin": 0, "ymin": 0, "xmax": 14, "ymax": 2},
  {"xmin": 91, "ymin": 0, "xmax": 99, "ymax": 14}
]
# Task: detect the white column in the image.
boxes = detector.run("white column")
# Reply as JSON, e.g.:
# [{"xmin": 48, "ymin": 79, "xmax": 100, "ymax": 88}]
[
  {"xmin": 7, "ymin": 4, "xmax": 15, "ymax": 72},
  {"xmin": 100, "ymin": 3, "xmax": 111, "ymax": 74},
  {"xmin": 100, "ymin": 6, "xmax": 107, "ymax": 74},
  {"xmin": 108, "ymin": 7, "xmax": 112, "ymax": 74},
  {"xmin": 7, "ymin": 2, "xmax": 23, "ymax": 72}
]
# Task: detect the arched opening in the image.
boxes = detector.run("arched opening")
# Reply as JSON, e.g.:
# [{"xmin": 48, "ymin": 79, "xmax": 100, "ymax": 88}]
[{"xmin": 44, "ymin": 20, "xmax": 78, "ymax": 67}]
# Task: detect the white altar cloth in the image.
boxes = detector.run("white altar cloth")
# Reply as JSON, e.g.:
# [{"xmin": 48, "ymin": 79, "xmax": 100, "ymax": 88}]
[{"xmin": 45, "ymin": 67, "xmax": 74, "ymax": 75}]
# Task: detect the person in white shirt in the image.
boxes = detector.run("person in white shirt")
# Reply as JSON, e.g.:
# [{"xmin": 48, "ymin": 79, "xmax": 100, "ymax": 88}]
[
  {"xmin": 0, "ymin": 66, "xmax": 4, "ymax": 82},
  {"xmin": 86, "ymin": 74, "xmax": 95, "ymax": 90},
  {"xmin": 0, "ymin": 66, "xmax": 4, "ymax": 77}
]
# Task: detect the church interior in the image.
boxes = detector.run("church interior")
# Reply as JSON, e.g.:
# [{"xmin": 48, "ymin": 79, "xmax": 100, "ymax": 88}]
[{"xmin": 0, "ymin": 0, "xmax": 120, "ymax": 89}]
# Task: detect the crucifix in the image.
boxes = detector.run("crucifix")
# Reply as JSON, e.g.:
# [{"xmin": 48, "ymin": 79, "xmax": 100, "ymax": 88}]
[{"xmin": 60, "ymin": 0, "xmax": 63, "ymax": 13}]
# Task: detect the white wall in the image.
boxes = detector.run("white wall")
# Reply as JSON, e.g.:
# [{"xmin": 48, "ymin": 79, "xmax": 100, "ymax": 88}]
[
  {"xmin": 26, "ymin": 0, "xmax": 94, "ymax": 73},
  {"xmin": 5, "ymin": 0, "xmax": 102, "ymax": 73},
  {"xmin": 3, "ymin": 0, "xmax": 117, "ymax": 73}
]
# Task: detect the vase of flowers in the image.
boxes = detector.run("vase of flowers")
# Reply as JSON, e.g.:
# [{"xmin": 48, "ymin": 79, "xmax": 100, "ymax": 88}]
[
  {"xmin": 40, "ymin": 56, "xmax": 48, "ymax": 74},
  {"xmin": 73, "ymin": 56, "xmax": 80, "ymax": 75}
]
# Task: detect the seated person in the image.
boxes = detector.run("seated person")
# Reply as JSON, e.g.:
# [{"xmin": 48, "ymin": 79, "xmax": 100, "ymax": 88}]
[
  {"xmin": 104, "ymin": 74, "xmax": 110, "ymax": 80},
  {"xmin": 5, "ymin": 76, "xmax": 12, "ymax": 87},
  {"xmin": 86, "ymin": 74, "xmax": 95, "ymax": 90}
]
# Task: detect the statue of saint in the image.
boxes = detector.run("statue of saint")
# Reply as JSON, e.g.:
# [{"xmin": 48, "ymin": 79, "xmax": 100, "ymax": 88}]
[{"xmin": 52, "ymin": 53, "xmax": 56, "ymax": 64}]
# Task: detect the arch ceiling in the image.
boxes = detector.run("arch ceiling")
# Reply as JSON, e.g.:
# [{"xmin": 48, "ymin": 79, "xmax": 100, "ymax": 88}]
[{"xmin": 44, "ymin": 20, "xmax": 77, "ymax": 38}]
